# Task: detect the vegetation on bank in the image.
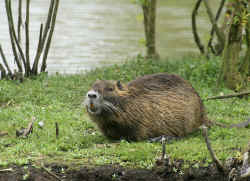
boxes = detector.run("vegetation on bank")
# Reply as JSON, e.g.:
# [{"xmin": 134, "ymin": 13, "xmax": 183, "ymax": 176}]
[{"xmin": 0, "ymin": 55, "xmax": 249, "ymax": 169}]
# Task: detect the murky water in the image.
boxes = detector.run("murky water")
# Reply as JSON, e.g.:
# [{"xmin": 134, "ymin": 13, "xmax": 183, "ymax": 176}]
[{"xmin": 0, "ymin": 0, "xmax": 218, "ymax": 74}]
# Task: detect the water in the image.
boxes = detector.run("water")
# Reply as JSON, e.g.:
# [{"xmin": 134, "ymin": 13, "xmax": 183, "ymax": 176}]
[{"xmin": 0, "ymin": 0, "xmax": 218, "ymax": 74}]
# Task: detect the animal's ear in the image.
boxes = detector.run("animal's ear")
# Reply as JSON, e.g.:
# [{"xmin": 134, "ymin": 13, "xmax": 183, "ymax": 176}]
[{"xmin": 116, "ymin": 80, "xmax": 123, "ymax": 90}]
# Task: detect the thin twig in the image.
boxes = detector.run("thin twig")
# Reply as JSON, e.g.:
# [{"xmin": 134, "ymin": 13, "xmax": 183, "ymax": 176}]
[
  {"xmin": 41, "ymin": 0, "xmax": 60, "ymax": 72},
  {"xmin": 202, "ymin": 126, "xmax": 225, "ymax": 173},
  {"xmin": 191, "ymin": 0, "xmax": 205, "ymax": 54},
  {"xmin": 25, "ymin": 0, "xmax": 31, "ymax": 76},
  {"xmin": 205, "ymin": 91, "xmax": 250, "ymax": 101}
]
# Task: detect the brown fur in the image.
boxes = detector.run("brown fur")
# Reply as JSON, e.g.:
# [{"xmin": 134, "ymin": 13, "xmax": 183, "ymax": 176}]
[{"xmin": 86, "ymin": 73, "xmax": 208, "ymax": 141}]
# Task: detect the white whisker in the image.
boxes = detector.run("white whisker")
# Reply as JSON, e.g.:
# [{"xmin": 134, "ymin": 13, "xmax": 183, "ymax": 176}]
[{"xmin": 102, "ymin": 100, "xmax": 119, "ymax": 113}]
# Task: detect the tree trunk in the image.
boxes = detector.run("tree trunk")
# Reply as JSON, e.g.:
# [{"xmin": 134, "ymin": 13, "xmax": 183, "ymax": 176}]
[
  {"xmin": 240, "ymin": 1, "xmax": 250, "ymax": 78},
  {"xmin": 142, "ymin": 0, "xmax": 159, "ymax": 59},
  {"xmin": 240, "ymin": 18, "xmax": 250, "ymax": 80},
  {"xmin": 221, "ymin": 1, "xmax": 249, "ymax": 90}
]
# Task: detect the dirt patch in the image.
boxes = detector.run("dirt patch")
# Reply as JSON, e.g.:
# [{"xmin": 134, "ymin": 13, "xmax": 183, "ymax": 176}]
[
  {"xmin": 0, "ymin": 162, "xmax": 249, "ymax": 181},
  {"xmin": 67, "ymin": 165, "xmax": 162, "ymax": 181},
  {"xmin": 0, "ymin": 165, "xmax": 57, "ymax": 181}
]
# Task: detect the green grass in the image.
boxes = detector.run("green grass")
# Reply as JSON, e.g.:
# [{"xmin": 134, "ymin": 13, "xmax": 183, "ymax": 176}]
[{"xmin": 0, "ymin": 55, "xmax": 249, "ymax": 169}]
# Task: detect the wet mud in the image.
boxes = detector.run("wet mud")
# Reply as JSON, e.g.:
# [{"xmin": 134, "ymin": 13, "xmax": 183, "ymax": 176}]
[{"xmin": 1, "ymin": 161, "xmax": 250, "ymax": 181}]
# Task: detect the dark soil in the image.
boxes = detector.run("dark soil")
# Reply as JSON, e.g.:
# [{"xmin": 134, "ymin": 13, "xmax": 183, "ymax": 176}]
[{"xmin": 0, "ymin": 161, "xmax": 249, "ymax": 181}]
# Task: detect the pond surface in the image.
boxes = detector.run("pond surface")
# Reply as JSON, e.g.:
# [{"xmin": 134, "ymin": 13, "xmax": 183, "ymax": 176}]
[{"xmin": 0, "ymin": 0, "xmax": 218, "ymax": 74}]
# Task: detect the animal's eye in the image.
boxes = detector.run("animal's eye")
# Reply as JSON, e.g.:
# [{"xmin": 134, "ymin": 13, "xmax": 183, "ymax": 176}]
[{"xmin": 116, "ymin": 80, "xmax": 123, "ymax": 90}]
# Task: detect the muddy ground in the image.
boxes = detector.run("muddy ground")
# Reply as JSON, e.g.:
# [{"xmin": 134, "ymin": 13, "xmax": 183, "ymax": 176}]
[{"xmin": 0, "ymin": 160, "xmax": 250, "ymax": 181}]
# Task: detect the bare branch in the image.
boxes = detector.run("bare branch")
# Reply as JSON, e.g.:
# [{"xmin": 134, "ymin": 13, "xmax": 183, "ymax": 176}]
[
  {"xmin": 0, "ymin": 44, "xmax": 12, "ymax": 75},
  {"xmin": 203, "ymin": 0, "xmax": 225, "ymax": 49},
  {"xmin": 202, "ymin": 126, "xmax": 226, "ymax": 173},
  {"xmin": 5, "ymin": 0, "xmax": 23, "ymax": 72},
  {"xmin": 205, "ymin": 91, "xmax": 250, "ymax": 101},
  {"xmin": 17, "ymin": 0, "xmax": 22, "ymax": 43},
  {"xmin": 192, "ymin": 0, "xmax": 205, "ymax": 54},
  {"xmin": 7, "ymin": 0, "xmax": 27, "ymax": 73},
  {"xmin": 32, "ymin": 0, "xmax": 55, "ymax": 74},
  {"xmin": 207, "ymin": 0, "xmax": 226, "ymax": 55},
  {"xmin": 2, "ymin": 0, "xmax": 59, "ymax": 78},
  {"xmin": 25, "ymin": 0, "xmax": 31, "ymax": 76},
  {"xmin": 41, "ymin": 0, "xmax": 60, "ymax": 72},
  {"xmin": 32, "ymin": 23, "xmax": 44, "ymax": 75},
  {"xmin": 0, "ymin": 63, "xmax": 7, "ymax": 78},
  {"xmin": 42, "ymin": 0, "xmax": 55, "ymax": 45}
]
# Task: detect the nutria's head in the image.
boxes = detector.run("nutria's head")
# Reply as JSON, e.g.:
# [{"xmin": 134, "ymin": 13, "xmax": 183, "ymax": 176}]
[{"xmin": 84, "ymin": 80, "xmax": 127, "ymax": 115}]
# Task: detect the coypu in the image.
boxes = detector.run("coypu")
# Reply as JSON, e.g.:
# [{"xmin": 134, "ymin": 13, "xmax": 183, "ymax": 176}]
[{"xmin": 84, "ymin": 73, "xmax": 249, "ymax": 141}]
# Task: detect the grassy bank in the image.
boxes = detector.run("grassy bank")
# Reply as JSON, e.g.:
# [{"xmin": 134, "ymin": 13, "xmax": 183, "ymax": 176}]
[{"xmin": 0, "ymin": 55, "xmax": 249, "ymax": 169}]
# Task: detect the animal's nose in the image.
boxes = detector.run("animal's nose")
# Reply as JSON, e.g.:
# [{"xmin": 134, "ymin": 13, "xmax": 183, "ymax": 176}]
[{"xmin": 87, "ymin": 92, "xmax": 97, "ymax": 99}]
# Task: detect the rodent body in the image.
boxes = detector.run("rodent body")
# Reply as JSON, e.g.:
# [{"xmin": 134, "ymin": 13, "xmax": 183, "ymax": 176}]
[{"xmin": 84, "ymin": 73, "xmax": 208, "ymax": 141}]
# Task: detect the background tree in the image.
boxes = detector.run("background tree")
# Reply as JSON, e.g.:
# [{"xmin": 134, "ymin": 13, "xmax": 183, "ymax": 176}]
[
  {"xmin": 140, "ymin": 0, "xmax": 159, "ymax": 59},
  {"xmin": 0, "ymin": 0, "xmax": 59, "ymax": 80},
  {"xmin": 220, "ymin": 0, "xmax": 250, "ymax": 90},
  {"xmin": 192, "ymin": 0, "xmax": 250, "ymax": 91}
]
